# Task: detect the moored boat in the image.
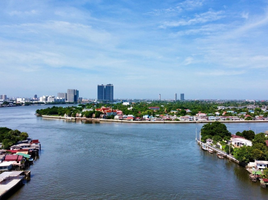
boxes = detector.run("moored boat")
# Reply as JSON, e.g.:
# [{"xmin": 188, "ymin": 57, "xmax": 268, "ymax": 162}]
[
  {"xmin": 217, "ymin": 153, "xmax": 224, "ymax": 159},
  {"xmin": 208, "ymin": 149, "xmax": 214, "ymax": 154}
]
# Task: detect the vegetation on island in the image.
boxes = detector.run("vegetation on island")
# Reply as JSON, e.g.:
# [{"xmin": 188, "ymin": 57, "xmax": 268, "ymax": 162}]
[
  {"xmin": 201, "ymin": 121, "xmax": 231, "ymax": 143},
  {"xmin": 0, "ymin": 127, "xmax": 29, "ymax": 149},
  {"xmin": 200, "ymin": 122, "xmax": 268, "ymax": 166},
  {"xmin": 36, "ymin": 106, "xmax": 103, "ymax": 118},
  {"xmin": 233, "ymin": 132, "xmax": 268, "ymax": 165}
]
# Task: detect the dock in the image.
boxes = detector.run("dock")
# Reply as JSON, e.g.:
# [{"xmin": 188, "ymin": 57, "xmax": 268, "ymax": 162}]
[
  {"xmin": 0, "ymin": 171, "xmax": 25, "ymax": 199},
  {"xmin": 196, "ymin": 139, "xmax": 239, "ymax": 164}
]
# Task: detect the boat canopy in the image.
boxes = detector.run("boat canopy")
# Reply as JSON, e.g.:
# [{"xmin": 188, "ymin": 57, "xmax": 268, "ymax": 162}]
[{"xmin": 15, "ymin": 152, "xmax": 31, "ymax": 159}]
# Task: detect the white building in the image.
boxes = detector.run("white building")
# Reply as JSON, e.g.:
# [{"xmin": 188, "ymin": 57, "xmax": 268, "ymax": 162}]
[
  {"xmin": 231, "ymin": 135, "xmax": 252, "ymax": 147},
  {"xmin": 47, "ymin": 96, "xmax": 55, "ymax": 103}
]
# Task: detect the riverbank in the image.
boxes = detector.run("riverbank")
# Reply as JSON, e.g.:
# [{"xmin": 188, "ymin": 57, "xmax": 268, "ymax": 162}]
[{"xmin": 41, "ymin": 115, "xmax": 268, "ymax": 124}]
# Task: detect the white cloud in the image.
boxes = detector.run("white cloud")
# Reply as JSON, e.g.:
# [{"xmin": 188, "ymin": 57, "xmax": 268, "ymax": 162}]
[
  {"xmin": 8, "ymin": 9, "xmax": 38, "ymax": 16},
  {"xmin": 241, "ymin": 12, "xmax": 249, "ymax": 19},
  {"xmin": 196, "ymin": 70, "xmax": 245, "ymax": 76},
  {"xmin": 160, "ymin": 10, "xmax": 225, "ymax": 28}
]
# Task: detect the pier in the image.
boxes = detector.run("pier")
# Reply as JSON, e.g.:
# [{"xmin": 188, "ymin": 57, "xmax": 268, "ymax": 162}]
[
  {"xmin": 196, "ymin": 139, "xmax": 239, "ymax": 164},
  {"xmin": 0, "ymin": 171, "xmax": 25, "ymax": 199}
]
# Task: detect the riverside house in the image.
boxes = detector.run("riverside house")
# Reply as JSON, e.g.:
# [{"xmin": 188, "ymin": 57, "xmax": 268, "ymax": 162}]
[{"xmin": 231, "ymin": 135, "xmax": 252, "ymax": 147}]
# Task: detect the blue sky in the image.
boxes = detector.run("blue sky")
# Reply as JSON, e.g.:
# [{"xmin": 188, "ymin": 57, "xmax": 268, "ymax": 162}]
[{"xmin": 1, "ymin": 0, "xmax": 268, "ymax": 100}]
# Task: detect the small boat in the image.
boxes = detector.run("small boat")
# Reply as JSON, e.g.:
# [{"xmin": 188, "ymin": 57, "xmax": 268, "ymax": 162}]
[
  {"xmin": 208, "ymin": 149, "xmax": 214, "ymax": 154},
  {"xmin": 217, "ymin": 153, "xmax": 224, "ymax": 159},
  {"xmin": 201, "ymin": 144, "xmax": 208, "ymax": 151}
]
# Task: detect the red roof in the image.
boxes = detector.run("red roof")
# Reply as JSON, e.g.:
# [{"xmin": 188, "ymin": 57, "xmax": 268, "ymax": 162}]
[
  {"xmin": 31, "ymin": 139, "xmax": 40, "ymax": 143},
  {"xmin": 4, "ymin": 155, "xmax": 23, "ymax": 161},
  {"xmin": 266, "ymin": 140, "xmax": 268, "ymax": 147},
  {"xmin": 7, "ymin": 150, "xmax": 29, "ymax": 153},
  {"xmin": 263, "ymin": 179, "xmax": 268, "ymax": 182},
  {"xmin": 232, "ymin": 134, "xmax": 245, "ymax": 139}
]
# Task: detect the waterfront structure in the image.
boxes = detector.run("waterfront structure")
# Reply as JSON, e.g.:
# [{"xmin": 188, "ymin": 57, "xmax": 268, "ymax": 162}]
[
  {"xmin": 231, "ymin": 135, "xmax": 252, "ymax": 147},
  {"xmin": 97, "ymin": 84, "xmax": 114, "ymax": 102},
  {"xmin": 67, "ymin": 89, "xmax": 79, "ymax": 103},
  {"xmin": 57, "ymin": 93, "xmax": 67, "ymax": 101},
  {"xmin": 180, "ymin": 93, "xmax": 184, "ymax": 101}
]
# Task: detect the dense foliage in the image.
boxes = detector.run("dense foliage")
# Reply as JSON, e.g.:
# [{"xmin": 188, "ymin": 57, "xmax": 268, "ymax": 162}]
[
  {"xmin": 36, "ymin": 106, "xmax": 103, "ymax": 118},
  {"xmin": 0, "ymin": 127, "xmax": 29, "ymax": 149},
  {"xmin": 262, "ymin": 168, "xmax": 268, "ymax": 179},
  {"xmin": 236, "ymin": 130, "xmax": 255, "ymax": 141},
  {"xmin": 233, "ymin": 133, "xmax": 268, "ymax": 165},
  {"xmin": 200, "ymin": 121, "xmax": 231, "ymax": 142}
]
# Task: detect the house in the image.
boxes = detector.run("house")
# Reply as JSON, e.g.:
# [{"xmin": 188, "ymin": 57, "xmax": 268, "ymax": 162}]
[
  {"xmin": 231, "ymin": 135, "xmax": 252, "ymax": 147},
  {"xmin": 208, "ymin": 116, "xmax": 217, "ymax": 121},
  {"xmin": 196, "ymin": 112, "xmax": 207, "ymax": 117},
  {"xmin": 206, "ymin": 139, "xmax": 213, "ymax": 145},
  {"xmin": 114, "ymin": 115, "xmax": 123, "ymax": 120},
  {"xmin": 0, "ymin": 162, "xmax": 13, "ymax": 172},
  {"xmin": 148, "ymin": 107, "xmax": 160, "ymax": 111},
  {"xmin": 126, "ymin": 116, "xmax": 134, "ymax": 121},
  {"xmin": 255, "ymin": 160, "xmax": 268, "ymax": 170}
]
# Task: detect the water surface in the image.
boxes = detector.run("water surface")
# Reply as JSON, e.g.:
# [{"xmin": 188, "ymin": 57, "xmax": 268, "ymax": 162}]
[{"xmin": 0, "ymin": 106, "xmax": 267, "ymax": 199}]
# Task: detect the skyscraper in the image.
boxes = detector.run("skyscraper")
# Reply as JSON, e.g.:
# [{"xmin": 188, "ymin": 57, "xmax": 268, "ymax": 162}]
[
  {"xmin": 180, "ymin": 93, "xmax": 184, "ymax": 101},
  {"xmin": 97, "ymin": 84, "xmax": 105, "ymax": 101},
  {"xmin": 175, "ymin": 93, "xmax": 177, "ymax": 101},
  {"xmin": 57, "ymin": 92, "xmax": 67, "ymax": 100},
  {"xmin": 67, "ymin": 89, "xmax": 79, "ymax": 103},
  {"xmin": 97, "ymin": 84, "xmax": 114, "ymax": 102},
  {"xmin": 105, "ymin": 84, "xmax": 114, "ymax": 102}
]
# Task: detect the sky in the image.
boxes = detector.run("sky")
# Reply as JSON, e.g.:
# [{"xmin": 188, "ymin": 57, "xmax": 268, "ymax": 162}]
[{"xmin": 0, "ymin": 0, "xmax": 268, "ymax": 100}]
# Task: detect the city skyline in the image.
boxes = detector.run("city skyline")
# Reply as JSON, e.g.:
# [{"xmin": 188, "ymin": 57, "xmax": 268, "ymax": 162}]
[{"xmin": 0, "ymin": 1, "xmax": 268, "ymax": 99}]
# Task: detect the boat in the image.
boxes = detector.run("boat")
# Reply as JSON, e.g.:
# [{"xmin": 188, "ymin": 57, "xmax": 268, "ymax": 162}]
[
  {"xmin": 201, "ymin": 144, "xmax": 208, "ymax": 151},
  {"xmin": 208, "ymin": 149, "xmax": 214, "ymax": 154},
  {"xmin": 217, "ymin": 153, "xmax": 224, "ymax": 159}
]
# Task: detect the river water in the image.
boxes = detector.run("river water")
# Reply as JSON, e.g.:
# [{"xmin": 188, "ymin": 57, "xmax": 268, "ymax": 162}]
[{"xmin": 0, "ymin": 105, "xmax": 268, "ymax": 199}]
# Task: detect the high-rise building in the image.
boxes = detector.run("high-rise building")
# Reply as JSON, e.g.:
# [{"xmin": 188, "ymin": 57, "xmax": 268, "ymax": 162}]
[
  {"xmin": 0, "ymin": 95, "xmax": 7, "ymax": 100},
  {"xmin": 105, "ymin": 84, "xmax": 114, "ymax": 102},
  {"xmin": 175, "ymin": 93, "xmax": 177, "ymax": 101},
  {"xmin": 97, "ymin": 84, "xmax": 105, "ymax": 101},
  {"xmin": 159, "ymin": 94, "xmax": 161, "ymax": 101},
  {"xmin": 67, "ymin": 89, "xmax": 79, "ymax": 103},
  {"xmin": 180, "ymin": 93, "xmax": 184, "ymax": 101},
  {"xmin": 57, "ymin": 93, "xmax": 67, "ymax": 100},
  {"xmin": 97, "ymin": 84, "xmax": 114, "ymax": 102}
]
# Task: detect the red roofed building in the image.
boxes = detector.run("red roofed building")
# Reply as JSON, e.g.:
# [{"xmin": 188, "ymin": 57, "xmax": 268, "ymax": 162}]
[
  {"xmin": 4, "ymin": 155, "xmax": 23, "ymax": 162},
  {"xmin": 148, "ymin": 107, "xmax": 160, "ymax": 111}
]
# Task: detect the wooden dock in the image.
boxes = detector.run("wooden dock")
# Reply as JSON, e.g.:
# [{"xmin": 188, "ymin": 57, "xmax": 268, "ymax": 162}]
[
  {"xmin": 196, "ymin": 139, "xmax": 239, "ymax": 164},
  {"xmin": 0, "ymin": 171, "xmax": 25, "ymax": 199}
]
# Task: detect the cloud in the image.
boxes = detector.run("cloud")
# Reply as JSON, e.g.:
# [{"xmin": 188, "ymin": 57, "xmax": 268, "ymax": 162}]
[
  {"xmin": 241, "ymin": 12, "xmax": 249, "ymax": 19},
  {"xmin": 196, "ymin": 70, "xmax": 246, "ymax": 76},
  {"xmin": 8, "ymin": 10, "xmax": 38, "ymax": 16},
  {"xmin": 147, "ymin": 0, "xmax": 204, "ymax": 16},
  {"xmin": 183, "ymin": 57, "xmax": 194, "ymax": 65},
  {"xmin": 160, "ymin": 10, "xmax": 225, "ymax": 28},
  {"xmin": 176, "ymin": 0, "xmax": 204, "ymax": 11}
]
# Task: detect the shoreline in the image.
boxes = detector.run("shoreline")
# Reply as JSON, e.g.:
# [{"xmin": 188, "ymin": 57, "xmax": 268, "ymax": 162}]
[{"xmin": 40, "ymin": 115, "xmax": 268, "ymax": 124}]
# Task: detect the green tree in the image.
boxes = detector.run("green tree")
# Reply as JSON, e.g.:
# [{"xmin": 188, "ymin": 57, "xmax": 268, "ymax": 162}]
[
  {"xmin": 241, "ymin": 130, "xmax": 255, "ymax": 141},
  {"xmin": 233, "ymin": 146, "xmax": 253, "ymax": 165},
  {"xmin": 262, "ymin": 168, "xmax": 268, "ymax": 179},
  {"xmin": 201, "ymin": 121, "xmax": 231, "ymax": 142},
  {"xmin": 253, "ymin": 133, "xmax": 266, "ymax": 145}
]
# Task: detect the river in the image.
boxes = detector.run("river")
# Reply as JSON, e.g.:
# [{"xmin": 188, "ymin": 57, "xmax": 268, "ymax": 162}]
[{"xmin": 0, "ymin": 105, "xmax": 268, "ymax": 199}]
